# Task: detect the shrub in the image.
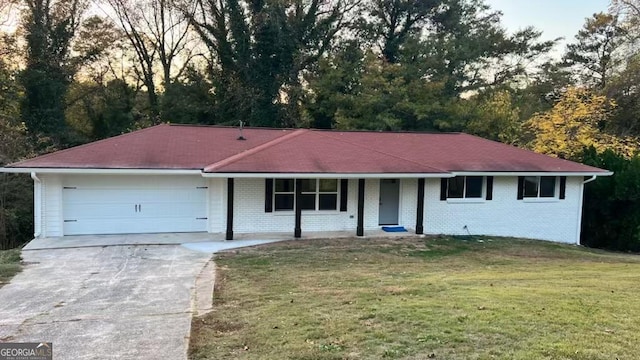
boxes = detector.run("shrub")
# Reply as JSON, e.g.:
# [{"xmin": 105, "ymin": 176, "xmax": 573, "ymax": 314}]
[{"xmin": 581, "ymin": 147, "xmax": 640, "ymax": 251}]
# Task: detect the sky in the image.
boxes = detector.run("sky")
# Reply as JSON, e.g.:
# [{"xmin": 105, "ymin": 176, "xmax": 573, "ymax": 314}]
[{"xmin": 486, "ymin": 0, "xmax": 611, "ymax": 55}]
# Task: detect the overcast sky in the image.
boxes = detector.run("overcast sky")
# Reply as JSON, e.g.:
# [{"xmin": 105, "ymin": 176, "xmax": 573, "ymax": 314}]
[{"xmin": 486, "ymin": 0, "xmax": 611, "ymax": 55}]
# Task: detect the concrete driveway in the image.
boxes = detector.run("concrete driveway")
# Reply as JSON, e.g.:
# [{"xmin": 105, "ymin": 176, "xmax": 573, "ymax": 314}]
[{"xmin": 0, "ymin": 245, "xmax": 212, "ymax": 360}]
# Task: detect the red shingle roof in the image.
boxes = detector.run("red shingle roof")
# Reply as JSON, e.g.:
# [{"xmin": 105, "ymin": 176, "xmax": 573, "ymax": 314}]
[{"xmin": 6, "ymin": 124, "xmax": 607, "ymax": 174}]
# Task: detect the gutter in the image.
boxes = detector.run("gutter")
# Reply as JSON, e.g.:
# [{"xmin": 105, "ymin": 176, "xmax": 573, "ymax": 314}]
[{"xmin": 30, "ymin": 172, "xmax": 42, "ymax": 238}]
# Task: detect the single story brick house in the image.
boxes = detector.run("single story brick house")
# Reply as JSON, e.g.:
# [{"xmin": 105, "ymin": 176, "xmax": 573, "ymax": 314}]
[{"xmin": 1, "ymin": 124, "xmax": 611, "ymax": 244}]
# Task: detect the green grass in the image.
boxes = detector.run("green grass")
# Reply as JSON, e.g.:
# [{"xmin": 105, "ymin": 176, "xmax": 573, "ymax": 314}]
[
  {"xmin": 189, "ymin": 236, "xmax": 640, "ymax": 360},
  {"xmin": 0, "ymin": 249, "xmax": 21, "ymax": 287}
]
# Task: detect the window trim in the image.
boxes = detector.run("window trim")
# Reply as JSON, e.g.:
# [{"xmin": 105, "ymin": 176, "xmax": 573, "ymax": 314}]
[
  {"xmin": 445, "ymin": 176, "xmax": 486, "ymax": 202},
  {"xmin": 273, "ymin": 178, "xmax": 340, "ymax": 212}
]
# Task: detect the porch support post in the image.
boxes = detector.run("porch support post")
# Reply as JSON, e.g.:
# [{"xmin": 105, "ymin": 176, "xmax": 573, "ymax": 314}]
[
  {"xmin": 416, "ymin": 178, "xmax": 425, "ymax": 234},
  {"xmin": 226, "ymin": 178, "xmax": 234, "ymax": 240},
  {"xmin": 357, "ymin": 179, "xmax": 365, "ymax": 237},
  {"xmin": 294, "ymin": 179, "xmax": 302, "ymax": 238}
]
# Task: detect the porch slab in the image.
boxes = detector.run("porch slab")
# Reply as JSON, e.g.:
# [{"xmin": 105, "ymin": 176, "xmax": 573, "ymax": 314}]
[{"xmin": 23, "ymin": 229, "xmax": 417, "ymax": 251}]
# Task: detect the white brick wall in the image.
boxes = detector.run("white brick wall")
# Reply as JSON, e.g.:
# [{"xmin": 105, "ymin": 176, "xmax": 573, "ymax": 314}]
[
  {"xmin": 363, "ymin": 179, "xmax": 380, "ymax": 230},
  {"xmin": 36, "ymin": 174, "xmax": 585, "ymax": 244},
  {"xmin": 229, "ymin": 178, "xmax": 366, "ymax": 234},
  {"xmin": 423, "ymin": 176, "xmax": 583, "ymax": 244},
  {"xmin": 221, "ymin": 178, "xmax": 408, "ymax": 235},
  {"xmin": 207, "ymin": 178, "xmax": 226, "ymax": 233},
  {"xmin": 399, "ymin": 178, "xmax": 417, "ymax": 229}
]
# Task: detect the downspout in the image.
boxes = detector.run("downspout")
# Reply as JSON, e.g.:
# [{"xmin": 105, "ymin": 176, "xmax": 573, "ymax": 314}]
[
  {"xmin": 31, "ymin": 172, "xmax": 42, "ymax": 238},
  {"xmin": 575, "ymin": 175, "xmax": 598, "ymax": 246}
]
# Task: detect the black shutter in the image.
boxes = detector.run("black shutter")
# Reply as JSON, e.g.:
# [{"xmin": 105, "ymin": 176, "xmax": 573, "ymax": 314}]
[
  {"xmin": 340, "ymin": 179, "xmax": 348, "ymax": 211},
  {"xmin": 517, "ymin": 176, "xmax": 524, "ymax": 200},
  {"xmin": 265, "ymin": 179, "xmax": 273, "ymax": 212},
  {"xmin": 440, "ymin": 178, "xmax": 447, "ymax": 201},
  {"xmin": 486, "ymin": 176, "xmax": 494, "ymax": 200},
  {"xmin": 559, "ymin": 176, "xmax": 567, "ymax": 200}
]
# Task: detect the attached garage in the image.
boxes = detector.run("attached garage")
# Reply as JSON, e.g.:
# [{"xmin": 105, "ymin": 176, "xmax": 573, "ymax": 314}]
[{"xmin": 60, "ymin": 175, "xmax": 208, "ymax": 235}]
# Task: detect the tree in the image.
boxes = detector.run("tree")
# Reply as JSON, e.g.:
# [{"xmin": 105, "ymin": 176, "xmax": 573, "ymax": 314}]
[
  {"xmin": 359, "ymin": 0, "xmax": 439, "ymax": 63},
  {"xmin": 564, "ymin": 12, "xmax": 626, "ymax": 89},
  {"xmin": 20, "ymin": 0, "xmax": 86, "ymax": 149},
  {"xmin": 305, "ymin": 40, "xmax": 365, "ymax": 129},
  {"xmin": 66, "ymin": 79, "xmax": 137, "ymax": 140},
  {"xmin": 605, "ymin": 54, "xmax": 640, "ymax": 136},
  {"xmin": 73, "ymin": 16, "xmax": 132, "ymax": 82},
  {"xmin": 419, "ymin": 0, "xmax": 555, "ymax": 97},
  {"xmin": 188, "ymin": 0, "xmax": 358, "ymax": 127},
  {"xmin": 510, "ymin": 60, "xmax": 574, "ymax": 125},
  {"xmin": 105, "ymin": 0, "xmax": 197, "ymax": 123},
  {"xmin": 0, "ymin": 60, "xmax": 34, "ymax": 250},
  {"xmin": 525, "ymin": 87, "xmax": 635, "ymax": 160},
  {"xmin": 160, "ymin": 66, "xmax": 216, "ymax": 124},
  {"xmin": 465, "ymin": 90, "xmax": 521, "ymax": 144},
  {"xmin": 309, "ymin": 51, "xmax": 449, "ymax": 131},
  {"xmin": 305, "ymin": 0, "xmax": 553, "ymax": 131}
]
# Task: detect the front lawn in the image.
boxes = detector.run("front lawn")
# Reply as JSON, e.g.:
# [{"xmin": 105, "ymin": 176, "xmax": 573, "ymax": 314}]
[
  {"xmin": 189, "ymin": 236, "xmax": 640, "ymax": 360},
  {"xmin": 0, "ymin": 249, "xmax": 21, "ymax": 287}
]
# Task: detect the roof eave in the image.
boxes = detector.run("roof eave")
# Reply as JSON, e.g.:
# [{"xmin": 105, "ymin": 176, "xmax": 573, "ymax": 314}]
[
  {"xmin": 201, "ymin": 172, "xmax": 451, "ymax": 178},
  {"xmin": 0, "ymin": 168, "xmax": 614, "ymax": 178},
  {"xmin": 0, "ymin": 167, "xmax": 203, "ymax": 175},
  {"xmin": 450, "ymin": 171, "xmax": 614, "ymax": 177}
]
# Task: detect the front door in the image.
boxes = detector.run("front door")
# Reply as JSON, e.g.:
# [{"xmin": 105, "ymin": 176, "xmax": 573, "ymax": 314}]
[{"xmin": 379, "ymin": 179, "xmax": 400, "ymax": 225}]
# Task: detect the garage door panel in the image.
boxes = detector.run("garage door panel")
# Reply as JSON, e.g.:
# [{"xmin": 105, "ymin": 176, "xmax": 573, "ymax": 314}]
[
  {"xmin": 138, "ymin": 202, "xmax": 205, "ymax": 217},
  {"xmin": 63, "ymin": 203, "xmax": 136, "ymax": 219},
  {"xmin": 136, "ymin": 193, "xmax": 205, "ymax": 204},
  {"xmin": 64, "ymin": 189, "xmax": 146, "ymax": 204},
  {"xmin": 64, "ymin": 217, "xmax": 207, "ymax": 235},
  {"xmin": 62, "ymin": 176, "xmax": 208, "ymax": 235}
]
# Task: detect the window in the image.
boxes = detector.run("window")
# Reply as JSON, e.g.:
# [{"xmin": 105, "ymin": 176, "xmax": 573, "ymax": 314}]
[
  {"xmin": 273, "ymin": 179, "xmax": 339, "ymax": 211},
  {"xmin": 318, "ymin": 179, "xmax": 338, "ymax": 210},
  {"xmin": 274, "ymin": 179, "xmax": 295, "ymax": 211},
  {"xmin": 447, "ymin": 176, "xmax": 483, "ymax": 199},
  {"xmin": 522, "ymin": 176, "xmax": 556, "ymax": 198}
]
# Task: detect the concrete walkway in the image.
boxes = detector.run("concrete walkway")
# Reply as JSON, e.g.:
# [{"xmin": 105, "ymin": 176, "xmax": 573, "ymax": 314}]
[{"xmin": 0, "ymin": 245, "xmax": 211, "ymax": 360}]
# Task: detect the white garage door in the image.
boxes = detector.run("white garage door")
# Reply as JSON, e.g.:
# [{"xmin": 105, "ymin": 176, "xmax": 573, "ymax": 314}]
[{"xmin": 62, "ymin": 176, "xmax": 208, "ymax": 235}]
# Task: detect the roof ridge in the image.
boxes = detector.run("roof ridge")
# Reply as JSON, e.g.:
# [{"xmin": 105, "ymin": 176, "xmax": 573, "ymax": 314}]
[
  {"xmin": 204, "ymin": 129, "xmax": 308, "ymax": 172},
  {"xmin": 315, "ymin": 132, "xmax": 447, "ymax": 173},
  {"xmin": 7, "ymin": 124, "xmax": 166, "ymax": 168}
]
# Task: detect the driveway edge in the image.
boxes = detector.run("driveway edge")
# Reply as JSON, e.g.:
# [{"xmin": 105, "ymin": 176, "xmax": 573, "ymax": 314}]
[{"xmin": 194, "ymin": 259, "xmax": 216, "ymax": 316}]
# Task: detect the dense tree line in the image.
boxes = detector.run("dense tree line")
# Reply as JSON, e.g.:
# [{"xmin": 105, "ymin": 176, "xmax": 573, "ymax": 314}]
[{"xmin": 1, "ymin": 0, "xmax": 640, "ymax": 250}]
